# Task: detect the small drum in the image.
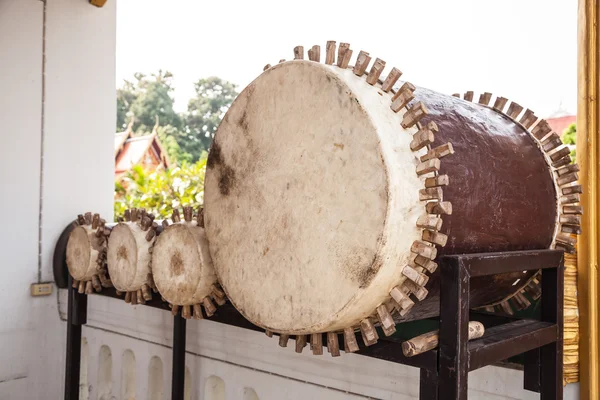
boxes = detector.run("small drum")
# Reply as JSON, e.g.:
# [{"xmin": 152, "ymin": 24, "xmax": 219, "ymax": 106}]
[
  {"xmin": 106, "ymin": 209, "xmax": 158, "ymax": 304},
  {"xmin": 66, "ymin": 212, "xmax": 111, "ymax": 293},
  {"xmin": 151, "ymin": 207, "xmax": 225, "ymax": 319},
  {"xmin": 204, "ymin": 42, "xmax": 580, "ymax": 354}
]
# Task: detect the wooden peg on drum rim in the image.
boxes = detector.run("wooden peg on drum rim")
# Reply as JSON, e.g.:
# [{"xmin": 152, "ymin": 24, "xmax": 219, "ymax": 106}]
[
  {"xmin": 366, "ymin": 58, "xmax": 386, "ymax": 85},
  {"xmin": 493, "ymin": 96, "xmax": 508, "ymax": 112},
  {"xmin": 416, "ymin": 214, "xmax": 443, "ymax": 230},
  {"xmin": 130, "ymin": 290, "xmax": 138, "ymax": 305},
  {"xmin": 84, "ymin": 212, "xmax": 92, "ymax": 225},
  {"xmin": 183, "ymin": 206, "xmax": 193, "ymax": 222},
  {"xmin": 78, "ymin": 281, "xmax": 86, "ymax": 294},
  {"xmin": 410, "ymin": 121, "xmax": 438, "ymax": 151},
  {"xmin": 172, "ymin": 208, "xmax": 181, "ymax": 223},
  {"xmin": 265, "ymin": 330, "xmax": 273, "ymax": 338},
  {"xmin": 550, "ymin": 147, "xmax": 572, "ymax": 163},
  {"xmin": 403, "ymin": 279, "xmax": 429, "ymax": 301},
  {"xmin": 401, "ymin": 102, "xmax": 428, "ymax": 129},
  {"xmin": 293, "ymin": 46, "xmax": 304, "ymax": 60},
  {"xmin": 402, "ymin": 321, "xmax": 484, "ymax": 357},
  {"xmin": 336, "ymin": 43, "xmax": 350, "ymax": 68},
  {"xmin": 279, "ymin": 334, "xmax": 289, "ymax": 348},
  {"xmin": 197, "ymin": 206, "xmax": 205, "ymax": 227},
  {"xmin": 402, "ymin": 265, "xmax": 429, "ymax": 286},
  {"xmin": 556, "ymin": 163, "xmax": 580, "ymax": 176},
  {"xmin": 308, "ymin": 45, "xmax": 320, "ymax": 62},
  {"xmin": 452, "ymin": 93, "xmax": 460, "ymax": 98},
  {"xmin": 141, "ymin": 284, "xmax": 152, "ymax": 301},
  {"xmin": 115, "ymin": 289, "xmax": 123, "ymax": 297},
  {"xmin": 500, "ymin": 300, "xmax": 514, "ymax": 315},
  {"xmin": 531, "ymin": 120, "xmax": 552, "ymax": 140},
  {"xmin": 557, "ymin": 172, "xmax": 579, "ymax": 186},
  {"xmin": 422, "ymin": 230, "xmax": 449, "ymax": 247},
  {"xmin": 478, "ymin": 92, "xmax": 492, "ymax": 105},
  {"xmin": 416, "ymin": 158, "xmax": 440, "ymax": 176},
  {"xmin": 562, "ymin": 184, "xmax": 582, "ymax": 195},
  {"xmin": 171, "ymin": 304, "xmax": 179, "ymax": 316},
  {"xmin": 72, "ymin": 279, "xmax": 79, "ymax": 289},
  {"xmin": 311, "ymin": 333, "xmax": 323, "ymax": 355},
  {"xmin": 202, "ymin": 296, "xmax": 217, "ymax": 317},
  {"xmin": 145, "ymin": 228, "xmax": 156, "ymax": 242},
  {"xmin": 412, "ymin": 254, "xmax": 438, "ymax": 274},
  {"xmin": 411, "ymin": 240, "xmax": 438, "ymax": 259},
  {"xmin": 376, "ymin": 304, "xmax": 397, "ymax": 336},
  {"xmin": 560, "ymin": 214, "xmax": 581, "ymax": 225},
  {"xmin": 390, "ymin": 286, "xmax": 415, "ymax": 313},
  {"xmin": 560, "ymin": 194, "xmax": 581, "ymax": 204},
  {"xmin": 520, "ymin": 109, "xmax": 537, "ymax": 128},
  {"xmin": 124, "ymin": 291, "xmax": 132, "ymax": 304},
  {"xmin": 541, "ymin": 133, "xmax": 563, "ymax": 152},
  {"xmin": 339, "ymin": 48, "xmax": 353, "ymax": 69},
  {"xmin": 91, "ymin": 213, "xmax": 100, "ymax": 229},
  {"xmin": 353, "ymin": 50, "xmax": 371, "ymax": 76},
  {"xmin": 563, "ymin": 205, "xmax": 583, "ymax": 215},
  {"xmin": 419, "ymin": 187, "xmax": 443, "ymax": 201},
  {"xmin": 360, "ymin": 319, "xmax": 379, "ymax": 346},
  {"xmin": 136, "ymin": 289, "xmax": 146, "ymax": 305},
  {"xmin": 513, "ymin": 291, "xmax": 531, "ymax": 309},
  {"xmin": 506, "ymin": 102, "xmax": 523, "ymax": 119},
  {"xmin": 263, "ymin": 64, "xmax": 271, "ymax": 72},
  {"xmin": 425, "ymin": 174, "xmax": 449, "ymax": 188},
  {"xmin": 425, "ymin": 201, "xmax": 453, "ymax": 215},
  {"xmin": 77, "ymin": 214, "xmax": 86, "ymax": 226},
  {"xmin": 295, "ymin": 335, "xmax": 307, "ymax": 353},
  {"xmin": 552, "ymin": 155, "xmax": 573, "ymax": 169},
  {"xmin": 325, "ymin": 41, "xmax": 336, "ymax": 65},
  {"xmin": 91, "ymin": 275, "xmax": 102, "ymax": 292},
  {"xmin": 343, "ymin": 327, "xmax": 359, "ymax": 353},
  {"xmin": 162, "ymin": 220, "xmax": 170, "ymax": 229},
  {"xmin": 463, "ymin": 91, "xmax": 474, "ymax": 102},
  {"xmin": 420, "ymin": 143, "xmax": 455, "ymax": 162},
  {"xmin": 326, "ymin": 332, "xmax": 340, "ymax": 357},
  {"xmin": 193, "ymin": 303, "xmax": 203, "ymax": 319},
  {"xmin": 181, "ymin": 305, "xmax": 191, "ymax": 319},
  {"xmin": 84, "ymin": 281, "xmax": 93, "ymax": 295},
  {"xmin": 381, "ymin": 67, "xmax": 402, "ymax": 92},
  {"xmin": 391, "ymin": 82, "xmax": 416, "ymax": 112}
]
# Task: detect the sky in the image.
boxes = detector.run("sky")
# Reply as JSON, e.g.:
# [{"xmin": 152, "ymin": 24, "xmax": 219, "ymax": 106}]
[{"xmin": 116, "ymin": 0, "xmax": 577, "ymax": 118}]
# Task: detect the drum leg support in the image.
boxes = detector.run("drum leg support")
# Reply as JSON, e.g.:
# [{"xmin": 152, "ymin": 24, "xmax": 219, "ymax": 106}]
[
  {"xmin": 64, "ymin": 275, "xmax": 87, "ymax": 400},
  {"xmin": 171, "ymin": 312, "xmax": 187, "ymax": 400},
  {"xmin": 435, "ymin": 250, "xmax": 564, "ymax": 400}
]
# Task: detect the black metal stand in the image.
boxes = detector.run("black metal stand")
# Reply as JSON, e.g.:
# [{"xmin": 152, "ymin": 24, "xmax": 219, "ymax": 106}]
[{"xmin": 60, "ymin": 249, "xmax": 563, "ymax": 400}]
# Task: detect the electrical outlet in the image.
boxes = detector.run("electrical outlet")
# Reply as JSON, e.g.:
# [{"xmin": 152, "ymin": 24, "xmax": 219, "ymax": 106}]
[{"xmin": 31, "ymin": 282, "xmax": 53, "ymax": 297}]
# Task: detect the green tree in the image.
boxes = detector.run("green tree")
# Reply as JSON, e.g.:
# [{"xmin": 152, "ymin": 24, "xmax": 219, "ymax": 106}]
[
  {"xmin": 114, "ymin": 157, "xmax": 207, "ymax": 221},
  {"xmin": 562, "ymin": 123, "xmax": 576, "ymax": 162},
  {"xmin": 156, "ymin": 124, "xmax": 193, "ymax": 165},
  {"xmin": 183, "ymin": 77, "xmax": 238, "ymax": 159}
]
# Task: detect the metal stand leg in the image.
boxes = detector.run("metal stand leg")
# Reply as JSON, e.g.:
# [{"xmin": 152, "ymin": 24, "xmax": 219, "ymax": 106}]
[
  {"xmin": 171, "ymin": 313, "xmax": 186, "ymax": 400},
  {"xmin": 420, "ymin": 368, "xmax": 439, "ymax": 400},
  {"xmin": 438, "ymin": 258, "xmax": 470, "ymax": 400},
  {"xmin": 64, "ymin": 276, "xmax": 87, "ymax": 400},
  {"xmin": 540, "ymin": 257, "xmax": 564, "ymax": 399}
]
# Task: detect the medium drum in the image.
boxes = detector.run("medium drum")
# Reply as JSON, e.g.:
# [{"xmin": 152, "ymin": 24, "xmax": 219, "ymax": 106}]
[
  {"xmin": 204, "ymin": 42, "xmax": 580, "ymax": 354},
  {"xmin": 66, "ymin": 212, "xmax": 111, "ymax": 293},
  {"xmin": 151, "ymin": 207, "xmax": 225, "ymax": 319},
  {"xmin": 106, "ymin": 209, "xmax": 158, "ymax": 304}
]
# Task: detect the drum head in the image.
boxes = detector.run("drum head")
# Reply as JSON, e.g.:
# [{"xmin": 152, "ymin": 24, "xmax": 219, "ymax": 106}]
[
  {"xmin": 107, "ymin": 223, "xmax": 141, "ymax": 291},
  {"xmin": 66, "ymin": 226, "xmax": 93, "ymax": 280},
  {"xmin": 204, "ymin": 61, "xmax": 422, "ymax": 333}
]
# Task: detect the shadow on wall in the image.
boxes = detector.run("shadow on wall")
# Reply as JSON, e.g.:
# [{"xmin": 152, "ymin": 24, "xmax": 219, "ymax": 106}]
[{"xmin": 121, "ymin": 350, "xmax": 136, "ymax": 400}]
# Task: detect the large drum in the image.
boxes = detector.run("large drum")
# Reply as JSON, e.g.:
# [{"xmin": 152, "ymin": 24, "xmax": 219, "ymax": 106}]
[{"xmin": 204, "ymin": 42, "xmax": 580, "ymax": 353}]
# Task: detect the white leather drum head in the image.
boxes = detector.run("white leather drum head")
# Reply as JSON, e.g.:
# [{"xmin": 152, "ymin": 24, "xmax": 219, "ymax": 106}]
[
  {"xmin": 204, "ymin": 61, "xmax": 422, "ymax": 333},
  {"xmin": 66, "ymin": 226, "xmax": 95, "ymax": 280}
]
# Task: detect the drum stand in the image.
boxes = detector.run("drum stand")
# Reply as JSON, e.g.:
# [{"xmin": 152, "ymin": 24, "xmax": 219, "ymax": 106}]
[{"xmin": 59, "ymin": 240, "xmax": 563, "ymax": 400}]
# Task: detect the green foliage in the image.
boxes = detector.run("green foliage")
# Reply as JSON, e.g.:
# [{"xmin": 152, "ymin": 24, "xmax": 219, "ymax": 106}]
[
  {"xmin": 183, "ymin": 77, "xmax": 238, "ymax": 160},
  {"xmin": 156, "ymin": 125, "xmax": 192, "ymax": 165},
  {"xmin": 129, "ymin": 71, "xmax": 182, "ymax": 133},
  {"xmin": 114, "ymin": 157, "xmax": 207, "ymax": 221},
  {"xmin": 562, "ymin": 123, "xmax": 576, "ymax": 162}
]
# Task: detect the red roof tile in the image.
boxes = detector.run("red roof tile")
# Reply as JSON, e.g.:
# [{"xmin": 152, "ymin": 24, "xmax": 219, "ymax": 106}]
[{"xmin": 547, "ymin": 115, "xmax": 576, "ymax": 137}]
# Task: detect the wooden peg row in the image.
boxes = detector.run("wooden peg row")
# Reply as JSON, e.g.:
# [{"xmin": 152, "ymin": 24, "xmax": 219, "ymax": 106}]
[
  {"xmin": 413, "ymin": 254, "xmax": 438, "ymax": 274},
  {"xmin": 390, "ymin": 286, "xmax": 415, "ymax": 311},
  {"xmin": 84, "ymin": 280, "xmax": 93, "ymax": 295},
  {"xmin": 420, "ymin": 143, "xmax": 454, "ymax": 162},
  {"xmin": 124, "ymin": 291, "xmax": 132, "ymax": 304},
  {"xmin": 376, "ymin": 304, "xmax": 397, "ymax": 336},
  {"xmin": 183, "ymin": 206, "xmax": 193, "ymax": 222},
  {"xmin": 343, "ymin": 327, "xmax": 359, "ymax": 353},
  {"xmin": 463, "ymin": 91, "xmax": 474, "ymax": 102},
  {"xmin": 555, "ymin": 242, "xmax": 576, "ymax": 254},
  {"xmin": 478, "ymin": 92, "xmax": 492, "ymax": 105},
  {"xmin": 72, "ymin": 279, "xmax": 79, "ymax": 289},
  {"xmin": 295, "ymin": 335, "xmax": 307, "ymax": 353},
  {"xmin": 525, "ymin": 280, "xmax": 542, "ymax": 300},
  {"xmin": 98, "ymin": 273, "xmax": 112, "ymax": 288},
  {"xmin": 337, "ymin": 43, "xmax": 350, "ymax": 67},
  {"xmin": 550, "ymin": 147, "xmax": 572, "ymax": 163},
  {"xmin": 562, "ymin": 185, "xmax": 582, "ymax": 195},
  {"xmin": 422, "ymin": 230, "xmax": 449, "ymax": 247},
  {"xmin": 541, "ymin": 133, "xmax": 563, "ymax": 152},
  {"xmin": 560, "ymin": 194, "xmax": 581, "ymax": 204},
  {"xmin": 211, "ymin": 285, "xmax": 226, "ymax": 300},
  {"xmin": 360, "ymin": 319, "xmax": 379, "ymax": 346},
  {"xmin": 311, "ymin": 333, "xmax": 323, "ymax": 355},
  {"xmin": 162, "ymin": 220, "xmax": 170, "ymax": 229},
  {"xmin": 425, "ymin": 201, "xmax": 453, "ymax": 215},
  {"xmin": 145, "ymin": 229, "xmax": 156, "ymax": 242},
  {"xmin": 531, "ymin": 120, "xmax": 552, "ymax": 140},
  {"xmin": 353, "ymin": 50, "xmax": 371, "ymax": 76},
  {"xmin": 416, "ymin": 214, "xmax": 443, "ymax": 230},
  {"xmin": 552, "ymin": 155, "xmax": 573, "ymax": 169},
  {"xmin": 84, "ymin": 212, "xmax": 92, "ymax": 225},
  {"xmin": 513, "ymin": 291, "xmax": 531, "ymax": 309},
  {"xmin": 381, "ymin": 68, "xmax": 402, "ymax": 92},
  {"xmin": 129, "ymin": 208, "xmax": 138, "ymax": 222},
  {"xmin": 556, "ymin": 233, "xmax": 577, "ymax": 247},
  {"xmin": 141, "ymin": 284, "xmax": 152, "ymax": 301},
  {"xmin": 279, "ymin": 334, "xmax": 289, "ymax": 348},
  {"xmin": 404, "ymin": 279, "xmax": 429, "ymax": 301},
  {"xmin": 172, "ymin": 209, "xmax": 181, "ymax": 223},
  {"xmin": 506, "ymin": 102, "xmax": 523, "ymax": 119},
  {"xmin": 91, "ymin": 213, "xmax": 100, "ymax": 229},
  {"xmin": 425, "ymin": 175, "xmax": 449, "ymax": 188},
  {"xmin": 519, "ymin": 109, "xmax": 535, "ymax": 125},
  {"xmin": 410, "ymin": 121, "xmax": 438, "ymax": 151},
  {"xmin": 203, "ymin": 296, "xmax": 217, "ymax": 317},
  {"xmin": 416, "ymin": 158, "xmax": 440, "ymax": 176},
  {"xmin": 339, "ymin": 48, "xmax": 353, "ymax": 68},
  {"xmin": 419, "ymin": 187, "xmax": 443, "ymax": 201},
  {"xmin": 556, "ymin": 164, "xmax": 580, "ymax": 177},
  {"xmin": 91, "ymin": 275, "xmax": 102, "ymax": 292},
  {"xmin": 563, "ymin": 205, "xmax": 583, "ymax": 215},
  {"xmin": 560, "ymin": 214, "xmax": 582, "ymax": 225},
  {"xmin": 402, "ymin": 265, "xmax": 429, "ymax": 286},
  {"xmin": 293, "ymin": 46, "xmax": 304, "ymax": 60},
  {"xmin": 483, "ymin": 306, "xmax": 495, "ymax": 313},
  {"xmin": 139, "ymin": 209, "xmax": 147, "ymax": 221},
  {"xmin": 77, "ymin": 214, "xmax": 86, "ymax": 225},
  {"xmin": 265, "ymin": 330, "xmax": 273, "ymax": 338},
  {"xmin": 402, "ymin": 102, "xmax": 428, "ymax": 128},
  {"xmin": 193, "ymin": 303, "xmax": 203, "ymax": 319},
  {"xmin": 500, "ymin": 301, "xmax": 513, "ymax": 315},
  {"xmin": 326, "ymin": 332, "xmax": 340, "ymax": 357},
  {"xmin": 308, "ymin": 45, "xmax": 320, "ymax": 62},
  {"xmin": 391, "ymin": 83, "xmax": 416, "ymax": 112},
  {"xmin": 493, "ymin": 96, "xmax": 508, "ymax": 112},
  {"xmin": 402, "ymin": 321, "xmax": 484, "ymax": 357},
  {"xmin": 325, "ymin": 41, "xmax": 336, "ymax": 65},
  {"xmin": 130, "ymin": 291, "xmax": 138, "ymax": 305},
  {"xmin": 78, "ymin": 281, "xmax": 86, "ymax": 294},
  {"xmin": 366, "ymin": 58, "xmax": 385, "ymax": 85},
  {"xmin": 411, "ymin": 240, "xmax": 438, "ymax": 259},
  {"xmin": 557, "ymin": 172, "xmax": 579, "ymax": 186},
  {"xmin": 561, "ymin": 224, "xmax": 581, "ymax": 235},
  {"xmin": 181, "ymin": 305, "xmax": 191, "ymax": 319}
]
